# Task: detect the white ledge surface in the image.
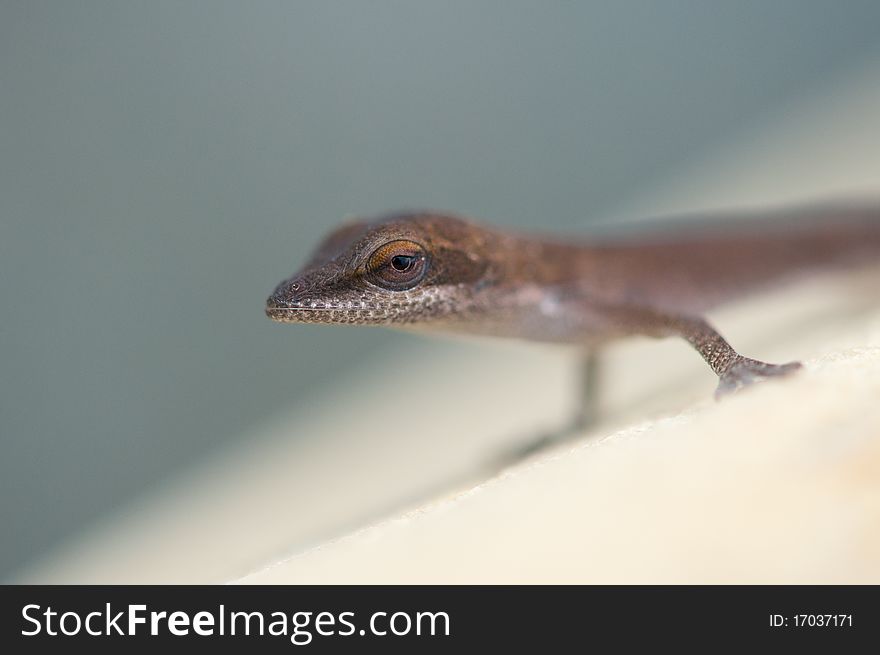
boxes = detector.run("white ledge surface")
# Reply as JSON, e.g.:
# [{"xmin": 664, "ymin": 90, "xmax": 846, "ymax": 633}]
[{"xmin": 237, "ymin": 320, "xmax": 880, "ymax": 584}]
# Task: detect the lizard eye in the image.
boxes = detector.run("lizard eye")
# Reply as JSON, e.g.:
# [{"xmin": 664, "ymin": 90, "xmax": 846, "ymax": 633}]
[
  {"xmin": 390, "ymin": 255, "xmax": 414, "ymax": 271},
  {"xmin": 367, "ymin": 240, "xmax": 428, "ymax": 290}
]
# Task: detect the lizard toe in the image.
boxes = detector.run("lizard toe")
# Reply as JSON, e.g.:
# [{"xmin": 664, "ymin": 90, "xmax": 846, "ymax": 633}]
[{"xmin": 715, "ymin": 358, "xmax": 802, "ymax": 399}]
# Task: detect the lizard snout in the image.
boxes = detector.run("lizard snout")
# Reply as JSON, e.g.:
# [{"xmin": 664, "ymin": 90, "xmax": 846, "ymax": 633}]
[
  {"xmin": 264, "ymin": 293, "xmax": 290, "ymax": 321},
  {"xmin": 265, "ymin": 280, "xmax": 302, "ymax": 321},
  {"xmin": 265, "ymin": 274, "xmax": 348, "ymax": 324}
]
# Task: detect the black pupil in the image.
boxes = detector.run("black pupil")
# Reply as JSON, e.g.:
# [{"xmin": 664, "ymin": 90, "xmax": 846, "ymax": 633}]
[{"xmin": 390, "ymin": 255, "xmax": 414, "ymax": 271}]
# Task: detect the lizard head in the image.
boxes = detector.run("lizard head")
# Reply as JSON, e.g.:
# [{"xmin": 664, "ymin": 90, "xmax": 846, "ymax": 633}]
[{"xmin": 266, "ymin": 212, "xmax": 495, "ymax": 326}]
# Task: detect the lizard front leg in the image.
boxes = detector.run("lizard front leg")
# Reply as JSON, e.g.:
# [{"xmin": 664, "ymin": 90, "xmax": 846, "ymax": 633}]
[
  {"xmin": 673, "ymin": 315, "xmax": 802, "ymax": 397},
  {"xmin": 486, "ymin": 348, "xmax": 602, "ymax": 469},
  {"xmin": 598, "ymin": 304, "xmax": 802, "ymax": 398}
]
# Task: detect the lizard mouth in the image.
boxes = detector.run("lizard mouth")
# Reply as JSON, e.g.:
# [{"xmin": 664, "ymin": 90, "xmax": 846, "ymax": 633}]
[
  {"xmin": 265, "ymin": 297, "xmax": 393, "ymax": 325},
  {"xmin": 266, "ymin": 299, "xmax": 342, "ymax": 323}
]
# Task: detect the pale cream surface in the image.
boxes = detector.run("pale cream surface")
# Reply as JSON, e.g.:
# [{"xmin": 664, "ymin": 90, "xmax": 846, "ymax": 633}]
[{"xmin": 240, "ymin": 333, "xmax": 880, "ymax": 584}]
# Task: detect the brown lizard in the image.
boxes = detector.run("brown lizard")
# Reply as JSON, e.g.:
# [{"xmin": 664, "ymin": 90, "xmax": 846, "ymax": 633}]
[{"xmin": 266, "ymin": 203, "xmax": 880, "ymax": 432}]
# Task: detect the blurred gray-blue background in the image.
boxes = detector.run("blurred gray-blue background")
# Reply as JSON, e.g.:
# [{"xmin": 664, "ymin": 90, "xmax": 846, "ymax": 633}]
[{"xmin": 3, "ymin": 1, "xmax": 880, "ymax": 579}]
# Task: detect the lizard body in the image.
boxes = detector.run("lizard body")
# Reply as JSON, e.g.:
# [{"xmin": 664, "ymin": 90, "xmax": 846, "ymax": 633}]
[{"xmin": 266, "ymin": 203, "xmax": 880, "ymax": 396}]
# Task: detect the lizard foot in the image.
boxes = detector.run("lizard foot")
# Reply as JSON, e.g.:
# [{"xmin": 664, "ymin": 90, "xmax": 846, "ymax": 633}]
[{"xmin": 715, "ymin": 357, "xmax": 802, "ymax": 399}]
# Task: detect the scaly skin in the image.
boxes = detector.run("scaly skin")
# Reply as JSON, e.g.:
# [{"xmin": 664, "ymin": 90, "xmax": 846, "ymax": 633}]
[{"xmin": 266, "ymin": 203, "xmax": 880, "ymax": 396}]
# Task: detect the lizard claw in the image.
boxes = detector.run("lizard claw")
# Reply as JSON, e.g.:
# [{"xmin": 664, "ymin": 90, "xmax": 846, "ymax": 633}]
[{"xmin": 715, "ymin": 357, "xmax": 802, "ymax": 399}]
